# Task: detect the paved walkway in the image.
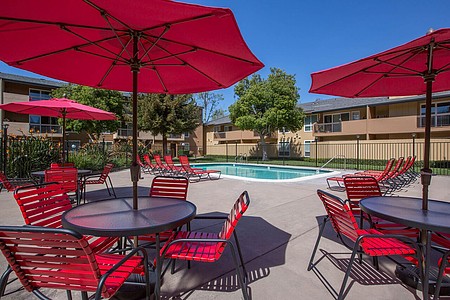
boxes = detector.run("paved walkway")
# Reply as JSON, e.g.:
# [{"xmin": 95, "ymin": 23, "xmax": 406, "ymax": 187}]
[{"xmin": 1, "ymin": 168, "xmax": 449, "ymax": 299}]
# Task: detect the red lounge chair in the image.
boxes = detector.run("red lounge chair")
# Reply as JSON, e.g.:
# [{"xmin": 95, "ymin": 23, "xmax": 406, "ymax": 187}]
[
  {"xmin": 137, "ymin": 154, "xmax": 151, "ymax": 174},
  {"xmin": 308, "ymin": 190, "xmax": 421, "ymax": 300},
  {"xmin": 143, "ymin": 154, "xmax": 159, "ymax": 174},
  {"xmin": 160, "ymin": 191, "xmax": 250, "ymax": 300},
  {"xmin": 136, "ymin": 176, "xmax": 189, "ymax": 246},
  {"xmin": 179, "ymin": 155, "xmax": 221, "ymax": 181},
  {"xmin": 0, "ymin": 225, "xmax": 150, "ymax": 300},
  {"xmin": 326, "ymin": 158, "xmax": 395, "ymax": 191},
  {"xmin": 153, "ymin": 154, "xmax": 172, "ymax": 174},
  {"xmin": 83, "ymin": 163, "xmax": 116, "ymax": 202},
  {"xmin": 164, "ymin": 155, "xmax": 185, "ymax": 175}
]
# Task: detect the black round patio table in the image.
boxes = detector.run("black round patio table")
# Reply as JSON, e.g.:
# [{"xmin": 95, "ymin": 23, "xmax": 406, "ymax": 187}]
[
  {"xmin": 31, "ymin": 169, "xmax": 92, "ymax": 183},
  {"xmin": 62, "ymin": 196, "xmax": 197, "ymax": 300},
  {"xmin": 360, "ymin": 196, "xmax": 450, "ymax": 299}
]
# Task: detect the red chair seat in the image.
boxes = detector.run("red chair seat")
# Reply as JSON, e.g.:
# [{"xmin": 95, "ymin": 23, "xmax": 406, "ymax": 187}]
[
  {"xmin": 162, "ymin": 231, "xmax": 224, "ymax": 262},
  {"xmin": 356, "ymin": 228, "xmax": 417, "ymax": 256}
]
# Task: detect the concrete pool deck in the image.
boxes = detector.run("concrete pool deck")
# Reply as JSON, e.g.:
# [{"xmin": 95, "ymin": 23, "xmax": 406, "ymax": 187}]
[{"xmin": 1, "ymin": 168, "xmax": 449, "ymax": 299}]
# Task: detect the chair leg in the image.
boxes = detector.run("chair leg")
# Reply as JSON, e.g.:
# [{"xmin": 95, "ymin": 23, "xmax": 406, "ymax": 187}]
[
  {"xmin": 229, "ymin": 242, "xmax": 249, "ymax": 300},
  {"xmin": 434, "ymin": 250, "xmax": 449, "ymax": 299},
  {"xmin": 81, "ymin": 291, "xmax": 88, "ymax": 300},
  {"xmin": 337, "ymin": 246, "xmax": 360, "ymax": 300},
  {"xmin": 108, "ymin": 177, "xmax": 116, "ymax": 198},
  {"xmin": 233, "ymin": 231, "xmax": 248, "ymax": 281},
  {"xmin": 308, "ymin": 217, "xmax": 328, "ymax": 271},
  {"xmin": 66, "ymin": 290, "xmax": 72, "ymax": 300},
  {"xmin": 0, "ymin": 266, "xmax": 12, "ymax": 297}
]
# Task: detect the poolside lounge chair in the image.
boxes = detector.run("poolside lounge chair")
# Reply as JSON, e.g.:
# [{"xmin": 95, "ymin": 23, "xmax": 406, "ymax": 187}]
[
  {"xmin": 179, "ymin": 155, "xmax": 221, "ymax": 181},
  {"xmin": 153, "ymin": 154, "xmax": 172, "ymax": 174},
  {"xmin": 143, "ymin": 153, "xmax": 159, "ymax": 174},
  {"xmin": 0, "ymin": 225, "xmax": 150, "ymax": 300},
  {"xmin": 308, "ymin": 190, "xmax": 421, "ymax": 300},
  {"xmin": 164, "ymin": 155, "xmax": 185, "ymax": 175},
  {"xmin": 137, "ymin": 154, "xmax": 151, "ymax": 174},
  {"xmin": 326, "ymin": 158, "xmax": 395, "ymax": 191},
  {"xmin": 160, "ymin": 190, "xmax": 250, "ymax": 300}
]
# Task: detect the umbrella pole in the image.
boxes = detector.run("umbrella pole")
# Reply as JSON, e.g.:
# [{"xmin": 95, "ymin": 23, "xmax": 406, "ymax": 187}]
[
  {"xmin": 61, "ymin": 111, "xmax": 66, "ymax": 164},
  {"xmin": 130, "ymin": 34, "xmax": 140, "ymax": 211}
]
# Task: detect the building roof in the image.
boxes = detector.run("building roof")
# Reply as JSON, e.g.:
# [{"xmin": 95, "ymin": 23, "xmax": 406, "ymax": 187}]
[
  {"xmin": 205, "ymin": 115, "xmax": 231, "ymax": 126},
  {"xmin": 0, "ymin": 72, "xmax": 65, "ymax": 88},
  {"xmin": 299, "ymin": 91, "xmax": 450, "ymax": 113}
]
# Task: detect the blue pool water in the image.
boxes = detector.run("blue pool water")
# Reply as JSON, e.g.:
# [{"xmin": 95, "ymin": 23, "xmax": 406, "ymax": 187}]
[{"xmin": 191, "ymin": 163, "xmax": 331, "ymax": 181}]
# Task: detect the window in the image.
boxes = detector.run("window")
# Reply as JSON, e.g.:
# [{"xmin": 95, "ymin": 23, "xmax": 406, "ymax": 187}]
[
  {"xmin": 304, "ymin": 114, "xmax": 318, "ymax": 132},
  {"xmin": 304, "ymin": 140, "xmax": 313, "ymax": 157},
  {"xmin": 29, "ymin": 89, "xmax": 60, "ymax": 133},
  {"xmin": 184, "ymin": 132, "xmax": 190, "ymax": 138},
  {"xmin": 278, "ymin": 140, "xmax": 290, "ymax": 157},
  {"xmin": 420, "ymin": 102, "xmax": 450, "ymax": 127},
  {"xmin": 351, "ymin": 111, "xmax": 360, "ymax": 120},
  {"xmin": 213, "ymin": 126, "xmax": 219, "ymax": 132},
  {"xmin": 322, "ymin": 112, "xmax": 349, "ymax": 132}
]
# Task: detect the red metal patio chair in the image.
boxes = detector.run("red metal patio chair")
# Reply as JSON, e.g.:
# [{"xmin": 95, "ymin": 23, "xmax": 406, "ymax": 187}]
[
  {"xmin": 50, "ymin": 162, "xmax": 75, "ymax": 168},
  {"xmin": 308, "ymin": 190, "xmax": 421, "ymax": 300},
  {"xmin": 0, "ymin": 225, "xmax": 150, "ymax": 300},
  {"xmin": 0, "ymin": 171, "xmax": 36, "ymax": 192},
  {"xmin": 45, "ymin": 167, "xmax": 81, "ymax": 204},
  {"xmin": 160, "ymin": 191, "xmax": 250, "ymax": 300},
  {"xmin": 179, "ymin": 155, "xmax": 221, "ymax": 181},
  {"xmin": 83, "ymin": 163, "xmax": 116, "ymax": 202},
  {"xmin": 343, "ymin": 175, "xmax": 419, "ymax": 237},
  {"xmin": 136, "ymin": 176, "xmax": 189, "ymax": 247},
  {"xmin": 13, "ymin": 182, "xmax": 119, "ymax": 253},
  {"xmin": 432, "ymin": 232, "xmax": 450, "ymax": 298},
  {"xmin": 143, "ymin": 154, "xmax": 160, "ymax": 174}
]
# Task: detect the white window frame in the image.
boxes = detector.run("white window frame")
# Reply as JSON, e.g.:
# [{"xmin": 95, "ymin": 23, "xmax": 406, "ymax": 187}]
[
  {"xmin": 351, "ymin": 111, "xmax": 360, "ymax": 120},
  {"xmin": 304, "ymin": 140, "xmax": 313, "ymax": 157},
  {"xmin": 304, "ymin": 114, "xmax": 318, "ymax": 132},
  {"xmin": 420, "ymin": 101, "xmax": 450, "ymax": 127}
]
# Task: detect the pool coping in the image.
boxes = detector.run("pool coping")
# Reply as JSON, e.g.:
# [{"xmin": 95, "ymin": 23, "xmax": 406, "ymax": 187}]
[{"xmin": 190, "ymin": 162, "xmax": 342, "ymax": 183}]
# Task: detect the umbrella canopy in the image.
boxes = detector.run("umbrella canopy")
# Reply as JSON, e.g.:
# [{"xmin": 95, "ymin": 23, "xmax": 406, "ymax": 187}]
[
  {"xmin": 0, "ymin": 0, "xmax": 264, "ymax": 209},
  {"xmin": 309, "ymin": 28, "xmax": 450, "ymax": 210},
  {"xmin": 0, "ymin": 97, "xmax": 117, "ymax": 162}
]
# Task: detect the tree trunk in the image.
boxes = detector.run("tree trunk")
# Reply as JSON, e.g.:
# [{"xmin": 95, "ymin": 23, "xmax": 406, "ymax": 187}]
[
  {"xmin": 162, "ymin": 134, "xmax": 168, "ymax": 155},
  {"xmin": 259, "ymin": 134, "xmax": 268, "ymax": 161}
]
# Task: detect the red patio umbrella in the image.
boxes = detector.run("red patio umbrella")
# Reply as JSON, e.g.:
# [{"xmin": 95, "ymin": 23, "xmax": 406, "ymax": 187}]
[
  {"xmin": 0, "ymin": 0, "xmax": 264, "ymax": 209},
  {"xmin": 309, "ymin": 28, "xmax": 450, "ymax": 210},
  {"xmin": 0, "ymin": 97, "xmax": 117, "ymax": 162}
]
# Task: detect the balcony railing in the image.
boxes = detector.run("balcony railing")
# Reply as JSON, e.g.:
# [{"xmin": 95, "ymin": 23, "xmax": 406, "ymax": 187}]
[
  {"xmin": 417, "ymin": 113, "xmax": 450, "ymax": 127},
  {"xmin": 117, "ymin": 128, "xmax": 133, "ymax": 137},
  {"xmin": 30, "ymin": 124, "xmax": 62, "ymax": 134},
  {"xmin": 314, "ymin": 122, "xmax": 342, "ymax": 133}
]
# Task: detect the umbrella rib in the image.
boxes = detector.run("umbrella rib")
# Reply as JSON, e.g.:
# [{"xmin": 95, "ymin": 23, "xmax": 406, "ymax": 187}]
[
  {"xmin": 140, "ymin": 49, "xmax": 198, "ymax": 66},
  {"xmin": 142, "ymin": 32, "xmax": 258, "ymax": 65},
  {"xmin": 97, "ymin": 38, "xmax": 133, "ymax": 88},
  {"xmin": 140, "ymin": 36, "xmax": 225, "ymax": 87},
  {"xmin": 139, "ymin": 26, "xmax": 171, "ymax": 62},
  {"xmin": 0, "ymin": 16, "xmax": 126, "ymax": 32},
  {"xmin": 83, "ymin": 0, "xmax": 131, "ymax": 31},
  {"xmin": 61, "ymin": 26, "xmax": 131, "ymax": 64},
  {"xmin": 100, "ymin": 11, "xmax": 132, "ymax": 60}
]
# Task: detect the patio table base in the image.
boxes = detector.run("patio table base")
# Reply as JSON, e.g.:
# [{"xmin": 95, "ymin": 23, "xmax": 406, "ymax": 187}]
[
  {"xmin": 113, "ymin": 272, "xmax": 157, "ymax": 300},
  {"xmin": 395, "ymin": 264, "xmax": 450, "ymax": 296}
]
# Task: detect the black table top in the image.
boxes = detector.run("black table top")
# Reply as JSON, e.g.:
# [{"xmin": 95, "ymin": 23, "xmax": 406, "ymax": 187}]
[
  {"xmin": 360, "ymin": 196, "xmax": 450, "ymax": 233},
  {"xmin": 31, "ymin": 169, "xmax": 92, "ymax": 177},
  {"xmin": 62, "ymin": 197, "xmax": 197, "ymax": 237}
]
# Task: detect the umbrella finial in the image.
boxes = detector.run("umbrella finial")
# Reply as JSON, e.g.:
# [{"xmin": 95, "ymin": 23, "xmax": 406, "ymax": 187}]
[{"xmin": 427, "ymin": 28, "xmax": 434, "ymax": 35}]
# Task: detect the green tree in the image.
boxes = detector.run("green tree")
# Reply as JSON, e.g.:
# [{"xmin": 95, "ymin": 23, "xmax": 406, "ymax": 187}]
[
  {"xmin": 51, "ymin": 85, "xmax": 124, "ymax": 140},
  {"xmin": 229, "ymin": 68, "xmax": 304, "ymax": 160},
  {"xmin": 195, "ymin": 92, "xmax": 224, "ymax": 123},
  {"xmin": 137, "ymin": 93, "xmax": 201, "ymax": 155}
]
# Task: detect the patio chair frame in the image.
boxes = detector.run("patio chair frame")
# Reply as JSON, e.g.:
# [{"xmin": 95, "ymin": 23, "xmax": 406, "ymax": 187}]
[{"xmin": 82, "ymin": 163, "xmax": 116, "ymax": 202}]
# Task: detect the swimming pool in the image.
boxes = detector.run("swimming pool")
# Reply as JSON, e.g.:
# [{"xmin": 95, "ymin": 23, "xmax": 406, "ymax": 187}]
[{"xmin": 191, "ymin": 163, "xmax": 338, "ymax": 182}]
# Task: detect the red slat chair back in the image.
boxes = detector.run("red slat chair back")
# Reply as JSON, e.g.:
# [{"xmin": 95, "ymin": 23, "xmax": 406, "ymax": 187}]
[
  {"xmin": 219, "ymin": 191, "xmax": 250, "ymax": 240},
  {"xmin": 376, "ymin": 158, "xmax": 395, "ymax": 181},
  {"xmin": 153, "ymin": 154, "xmax": 168, "ymax": 170},
  {"xmin": 136, "ymin": 155, "xmax": 145, "ymax": 168},
  {"xmin": 164, "ymin": 155, "xmax": 175, "ymax": 167},
  {"xmin": 0, "ymin": 171, "xmax": 15, "ymax": 192},
  {"xmin": 14, "ymin": 183, "xmax": 71, "ymax": 228},
  {"xmin": 317, "ymin": 190, "xmax": 360, "ymax": 242},
  {"xmin": 149, "ymin": 176, "xmax": 188, "ymax": 200},
  {"xmin": 0, "ymin": 226, "xmax": 145, "ymax": 299},
  {"xmin": 343, "ymin": 176, "xmax": 381, "ymax": 213},
  {"xmin": 97, "ymin": 163, "xmax": 114, "ymax": 184},
  {"xmin": 50, "ymin": 162, "xmax": 75, "ymax": 169},
  {"xmin": 179, "ymin": 155, "xmax": 189, "ymax": 167},
  {"xmin": 45, "ymin": 168, "xmax": 78, "ymax": 194}
]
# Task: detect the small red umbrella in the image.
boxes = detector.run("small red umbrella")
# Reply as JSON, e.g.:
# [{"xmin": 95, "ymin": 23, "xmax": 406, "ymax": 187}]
[
  {"xmin": 0, "ymin": 0, "xmax": 264, "ymax": 209},
  {"xmin": 310, "ymin": 28, "xmax": 450, "ymax": 210},
  {"xmin": 0, "ymin": 97, "xmax": 117, "ymax": 162}
]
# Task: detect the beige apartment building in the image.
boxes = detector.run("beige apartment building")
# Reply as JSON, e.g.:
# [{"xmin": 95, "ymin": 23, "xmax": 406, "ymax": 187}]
[
  {"xmin": 204, "ymin": 92, "xmax": 450, "ymax": 159},
  {"xmin": 0, "ymin": 72, "xmax": 203, "ymax": 156}
]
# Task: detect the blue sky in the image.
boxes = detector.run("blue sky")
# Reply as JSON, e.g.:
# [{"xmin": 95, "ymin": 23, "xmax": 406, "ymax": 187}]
[{"xmin": 1, "ymin": 0, "xmax": 449, "ymax": 111}]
